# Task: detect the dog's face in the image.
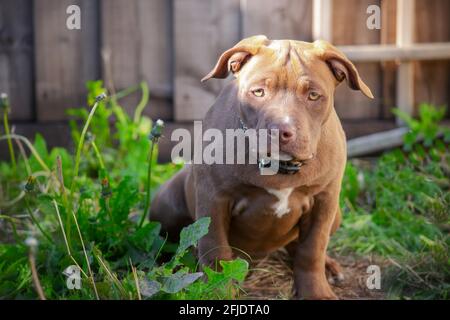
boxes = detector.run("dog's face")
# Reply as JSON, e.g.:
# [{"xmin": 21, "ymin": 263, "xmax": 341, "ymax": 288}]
[{"xmin": 202, "ymin": 35, "xmax": 373, "ymax": 162}]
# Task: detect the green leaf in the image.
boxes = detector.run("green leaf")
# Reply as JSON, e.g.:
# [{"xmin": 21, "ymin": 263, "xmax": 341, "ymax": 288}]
[
  {"xmin": 403, "ymin": 132, "xmax": 417, "ymax": 151},
  {"xmin": 139, "ymin": 279, "xmax": 161, "ymax": 298},
  {"xmin": 341, "ymin": 163, "xmax": 360, "ymax": 206},
  {"xmin": 443, "ymin": 128, "xmax": 450, "ymax": 143},
  {"xmin": 33, "ymin": 133, "xmax": 48, "ymax": 159},
  {"xmin": 161, "ymin": 270, "xmax": 203, "ymax": 294},
  {"xmin": 86, "ymin": 80, "xmax": 107, "ymax": 106},
  {"xmin": 129, "ymin": 222, "xmax": 161, "ymax": 252},
  {"xmin": 36, "ymin": 194, "xmax": 56, "ymax": 217},
  {"xmin": 29, "ymin": 133, "xmax": 49, "ymax": 170},
  {"xmin": 220, "ymin": 258, "xmax": 249, "ymax": 282},
  {"xmin": 200, "ymin": 258, "xmax": 249, "ymax": 295},
  {"xmin": 392, "ymin": 108, "xmax": 414, "ymax": 127},
  {"xmin": 110, "ymin": 176, "xmax": 139, "ymax": 224},
  {"xmin": 176, "ymin": 217, "xmax": 210, "ymax": 257}
]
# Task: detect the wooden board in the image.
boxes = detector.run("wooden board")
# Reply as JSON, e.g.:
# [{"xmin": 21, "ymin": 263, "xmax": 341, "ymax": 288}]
[
  {"xmin": 242, "ymin": 0, "xmax": 312, "ymax": 41},
  {"xmin": 414, "ymin": 0, "xmax": 450, "ymax": 114},
  {"xmin": 174, "ymin": 0, "xmax": 241, "ymax": 121},
  {"xmin": 380, "ymin": 0, "xmax": 397, "ymax": 119},
  {"xmin": 0, "ymin": 0, "xmax": 34, "ymax": 121},
  {"xmin": 101, "ymin": 0, "xmax": 172, "ymax": 120},
  {"xmin": 34, "ymin": 0, "xmax": 100, "ymax": 121},
  {"xmin": 332, "ymin": 0, "xmax": 381, "ymax": 120}
]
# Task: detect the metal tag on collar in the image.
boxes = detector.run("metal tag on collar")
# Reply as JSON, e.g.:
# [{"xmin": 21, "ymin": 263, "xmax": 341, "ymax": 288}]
[
  {"xmin": 258, "ymin": 157, "xmax": 271, "ymax": 174},
  {"xmin": 239, "ymin": 118, "xmax": 248, "ymax": 132}
]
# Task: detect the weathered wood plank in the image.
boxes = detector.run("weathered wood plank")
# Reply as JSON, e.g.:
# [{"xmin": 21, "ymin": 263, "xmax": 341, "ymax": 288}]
[
  {"xmin": 34, "ymin": 0, "xmax": 100, "ymax": 121},
  {"xmin": 101, "ymin": 0, "xmax": 173, "ymax": 120},
  {"xmin": 174, "ymin": 0, "xmax": 241, "ymax": 121},
  {"xmin": 0, "ymin": 0, "xmax": 34, "ymax": 121},
  {"xmin": 396, "ymin": 0, "xmax": 415, "ymax": 122},
  {"xmin": 243, "ymin": 0, "xmax": 312, "ymax": 41},
  {"xmin": 339, "ymin": 43, "xmax": 450, "ymax": 62},
  {"xmin": 348, "ymin": 123, "xmax": 449, "ymax": 157},
  {"xmin": 380, "ymin": 0, "xmax": 396, "ymax": 119},
  {"xmin": 332, "ymin": 0, "xmax": 382, "ymax": 120},
  {"xmin": 414, "ymin": 0, "xmax": 450, "ymax": 115}
]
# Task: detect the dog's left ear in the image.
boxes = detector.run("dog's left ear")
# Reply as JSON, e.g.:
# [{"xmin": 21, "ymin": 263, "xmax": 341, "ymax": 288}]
[
  {"xmin": 201, "ymin": 35, "xmax": 269, "ymax": 82},
  {"xmin": 314, "ymin": 40, "xmax": 374, "ymax": 99}
]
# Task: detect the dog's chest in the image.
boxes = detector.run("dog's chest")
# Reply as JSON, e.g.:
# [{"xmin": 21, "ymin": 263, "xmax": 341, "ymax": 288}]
[
  {"xmin": 231, "ymin": 187, "xmax": 311, "ymax": 219},
  {"xmin": 264, "ymin": 188, "xmax": 294, "ymax": 217}
]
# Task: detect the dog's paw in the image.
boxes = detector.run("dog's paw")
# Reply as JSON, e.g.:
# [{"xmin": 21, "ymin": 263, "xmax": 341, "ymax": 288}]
[
  {"xmin": 326, "ymin": 255, "xmax": 345, "ymax": 285},
  {"xmin": 293, "ymin": 273, "xmax": 339, "ymax": 300}
]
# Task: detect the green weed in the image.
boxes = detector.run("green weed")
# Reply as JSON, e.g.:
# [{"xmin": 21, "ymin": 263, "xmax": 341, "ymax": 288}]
[
  {"xmin": 0, "ymin": 80, "xmax": 248, "ymax": 300},
  {"xmin": 334, "ymin": 104, "xmax": 449, "ymax": 299}
]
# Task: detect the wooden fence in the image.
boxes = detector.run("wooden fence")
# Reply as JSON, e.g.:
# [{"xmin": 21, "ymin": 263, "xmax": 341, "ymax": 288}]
[{"xmin": 0, "ymin": 0, "xmax": 449, "ymax": 157}]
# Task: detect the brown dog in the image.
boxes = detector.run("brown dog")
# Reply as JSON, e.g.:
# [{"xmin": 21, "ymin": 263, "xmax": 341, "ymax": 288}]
[{"xmin": 151, "ymin": 35, "xmax": 373, "ymax": 299}]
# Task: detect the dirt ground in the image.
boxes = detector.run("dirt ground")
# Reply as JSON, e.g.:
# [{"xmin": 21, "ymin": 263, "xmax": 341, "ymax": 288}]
[{"xmin": 242, "ymin": 249, "xmax": 386, "ymax": 300}]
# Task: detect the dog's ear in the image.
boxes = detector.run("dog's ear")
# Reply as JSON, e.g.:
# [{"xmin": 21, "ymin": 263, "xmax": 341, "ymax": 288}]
[
  {"xmin": 201, "ymin": 35, "xmax": 269, "ymax": 82},
  {"xmin": 314, "ymin": 40, "xmax": 374, "ymax": 99}
]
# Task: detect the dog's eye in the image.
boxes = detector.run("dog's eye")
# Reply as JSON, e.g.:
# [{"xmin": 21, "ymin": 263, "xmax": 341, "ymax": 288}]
[
  {"xmin": 308, "ymin": 91, "xmax": 321, "ymax": 101},
  {"xmin": 251, "ymin": 88, "xmax": 265, "ymax": 97}
]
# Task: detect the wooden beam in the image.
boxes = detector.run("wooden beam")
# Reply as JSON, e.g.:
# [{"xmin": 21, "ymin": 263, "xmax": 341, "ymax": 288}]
[
  {"xmin": 312, "ymin": 0, "xmax": 332, "ymax": 41},
  {"xmin": 347, "ymin": 121, "xmax": 449, "ymax": 157},
  {"xmin": 339, "ymin": 42, "xmax": 450, "ymax": 61},
  {"xmin": 347, "ymin": 127, "xmax": 409, "ymax": 157},
  {"xmin": 396, "ymin": 0, "xmax": 415, "ymax": 122}
]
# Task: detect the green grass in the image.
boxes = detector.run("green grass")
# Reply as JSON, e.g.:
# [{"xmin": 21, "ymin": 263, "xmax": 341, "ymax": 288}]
[
  {"xmin": 332, "ymin": 104, "xmax": 450, "ymax": 299},
  {"xmin": 0, "ymin": 81, "xmax": 448, "ymax": 300},
  {"xmin": 0, "ymin": 81, "xmax": 248, "ymax": 300}
]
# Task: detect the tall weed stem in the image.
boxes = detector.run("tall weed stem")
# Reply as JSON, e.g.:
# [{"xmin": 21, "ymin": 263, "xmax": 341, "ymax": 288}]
[
  {"xmin": 68, "ymin": 93, "xmax": 106, "ymax": 244},
  {"xmin": 139, "ymin": 119, "xmax": 164, "ymax": 228}
]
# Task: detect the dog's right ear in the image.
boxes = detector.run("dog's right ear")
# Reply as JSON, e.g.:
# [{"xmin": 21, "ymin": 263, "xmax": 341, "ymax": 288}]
[
  {"xmin": 313, "ymin": 40, "xmax": 374, "ymax": 99},
  {"xmin": 201, "ymin": 35, "xmax": 269, "ymax": 82}
]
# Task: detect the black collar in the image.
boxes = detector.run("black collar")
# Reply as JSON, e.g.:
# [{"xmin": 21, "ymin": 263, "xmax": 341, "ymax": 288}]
[{"xmin": 258, "ymin": 158, "xmax": 302, "ymax": 175}]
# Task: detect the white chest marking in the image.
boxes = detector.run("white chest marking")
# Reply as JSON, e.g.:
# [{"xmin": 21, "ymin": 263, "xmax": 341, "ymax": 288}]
[{"xmin": 265, "ymin": 188, "xmax": 293, "ymax": 218}]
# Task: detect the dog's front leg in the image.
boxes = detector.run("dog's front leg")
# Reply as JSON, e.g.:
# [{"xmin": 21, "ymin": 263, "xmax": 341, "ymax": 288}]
[
  {"xmin": 195, "ymin": 186, "xmax": 233, "ymax": 270},
  {"xmin": 294, "ymin": 186, "xmax": 340, "ymax": 300}
]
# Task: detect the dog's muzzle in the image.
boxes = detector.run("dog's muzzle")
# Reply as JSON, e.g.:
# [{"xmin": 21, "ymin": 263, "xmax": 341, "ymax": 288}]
[{"xmin": 239, "ymin": 117, "xmax": 305, "ymax": 175}]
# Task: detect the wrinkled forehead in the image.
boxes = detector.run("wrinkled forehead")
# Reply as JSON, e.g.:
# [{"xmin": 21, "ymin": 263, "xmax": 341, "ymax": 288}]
[{"xmin": 238, "ymin": 40, "xmax": 333, "ymax": 92}]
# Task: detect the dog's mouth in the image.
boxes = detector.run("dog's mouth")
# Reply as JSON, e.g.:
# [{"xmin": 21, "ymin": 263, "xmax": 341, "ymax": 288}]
[{"xmin": 258, "ymin": 152, "xmax": 313, "ymax": 175}]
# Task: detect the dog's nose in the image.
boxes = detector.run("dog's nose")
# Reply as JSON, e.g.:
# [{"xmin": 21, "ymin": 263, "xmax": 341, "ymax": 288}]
[{"xmin": 268, "ymin": 123, "xmax": 296, "ymax": 144}]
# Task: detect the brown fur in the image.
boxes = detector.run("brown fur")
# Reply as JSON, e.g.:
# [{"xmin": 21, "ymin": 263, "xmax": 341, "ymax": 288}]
[{"xmin": 151, "ymin": 35, "xmax": 373, "ymax": 299}]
